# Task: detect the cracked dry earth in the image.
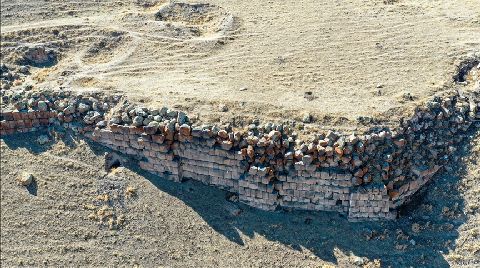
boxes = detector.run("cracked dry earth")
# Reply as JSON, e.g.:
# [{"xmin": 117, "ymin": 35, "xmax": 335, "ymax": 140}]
[{"xmin": 0, "ymin": 130, "xmax": 479, "ymax": 267}]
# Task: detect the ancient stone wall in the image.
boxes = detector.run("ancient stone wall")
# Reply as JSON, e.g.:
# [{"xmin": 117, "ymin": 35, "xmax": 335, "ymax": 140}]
[
  {"xmin": 0, "ymin": 110, "xmax": 56, "ymax": 134},
  {"xmin": 1, "ymin": 89, "xmax": 478, "ymax": 221}
]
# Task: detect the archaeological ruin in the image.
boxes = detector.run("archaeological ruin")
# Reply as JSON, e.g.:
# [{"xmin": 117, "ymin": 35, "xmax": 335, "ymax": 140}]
[{"xmin": 1, "ymin": 68, "xmax": 478, "ymax": 221}]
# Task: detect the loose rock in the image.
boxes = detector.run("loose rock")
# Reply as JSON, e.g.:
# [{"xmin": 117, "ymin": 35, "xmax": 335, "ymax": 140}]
[
  {"xmin": 219, "ymin": 104, "xmax": 228, "ymax": 112},
  {"xmin": 18, "ymin": 65, "xmax": 30, "ymax": 74},
  {"xmin": 132, "ymin": 116, "xmax": 144, "ymax": 127},
  {"xmin": 36, "ymin": 135, "xmax": 50, "ymax": 145},
  {"xmin": 224, "ymin": 202, "xmax": 242, "ymax": 216},
  {"xmin": 96, "ymin": 120, "xmax": 107, "ymax": 128},
  {"xmin": 302, "ymin": 113, "xmax": 312, "ymax": 123},
  {"xmin": 17, "ymin": 172, "xmax": 34, "ymax": 186},
  {"xmin": 37, "ymin": 101, "xmax": 48, "ymax": 112},
  {"xmin": 77, "ymin": 103, "xmax": 90, "ymax": 113}
]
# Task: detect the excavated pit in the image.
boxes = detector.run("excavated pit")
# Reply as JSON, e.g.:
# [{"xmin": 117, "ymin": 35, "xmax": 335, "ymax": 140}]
[{"xmin": 153, "ymin": 2, "xmax": 238, "ymax": 39}]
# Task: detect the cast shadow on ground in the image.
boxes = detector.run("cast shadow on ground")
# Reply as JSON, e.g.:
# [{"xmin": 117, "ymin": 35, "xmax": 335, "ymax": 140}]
[
  {"xmin": 1, "ymin": 127, "xmax": 78, "ymax": 154},
  {"xmin": 26, "ymin": 179, "xmax": 38, "ymax": 196},
  {"xmin": 1, "ymin": 126, "xmax": 477, "ymax": 267},
  {"xmin": 128, "ymin": 165, "xmax": 467, "ymax": 267},
  {"xmin": 112, "ymin": 127, "xmax": 476, "ymax": 267}
]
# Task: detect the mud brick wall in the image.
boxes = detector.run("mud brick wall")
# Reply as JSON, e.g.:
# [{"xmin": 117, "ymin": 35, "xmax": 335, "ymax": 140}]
[
  {"xmin": 89, "ymin": 126, "xmax": 181, "ymax": 182},
  {"xmin": 88, "ymin": 125, "xmax": 247, "ymax": 186},
  {"xmin": 0, "ymin": 110, "xmax": 57, "ymax": 135},
  {"xmin": 1, "ymin": 89, "xmax": 479, "ymax": 221}
]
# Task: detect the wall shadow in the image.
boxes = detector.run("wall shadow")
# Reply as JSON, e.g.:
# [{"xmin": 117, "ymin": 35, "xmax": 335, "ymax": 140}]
[
  {"xmin": 94, "ymin": 125, "xmax": 477, "ymax": 267},
  {"xmin": 1, "ymin": 125, "xmax": 477, "ymax": 267},
  {"xmin": 1, "ymin": 127, "xmax": 79, "ymax": 155},
  {"xmin": 124, "ymin": 164, "xmax": 466, "ymax": 267}
]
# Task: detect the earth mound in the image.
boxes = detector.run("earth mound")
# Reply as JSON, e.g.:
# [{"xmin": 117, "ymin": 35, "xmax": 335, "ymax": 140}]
[{"xmin": 154, "ymin": 2, "xmax": 237, "ymax": 39}]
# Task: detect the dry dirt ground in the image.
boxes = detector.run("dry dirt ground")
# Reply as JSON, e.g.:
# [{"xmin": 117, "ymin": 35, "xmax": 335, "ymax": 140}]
[
  {"xmin": 0, "ymin": 124, "xmax": 479, "ymax": 267},
  {"xmin": 1, "ymin": 0, "xmax": 480, "ymax": 130},
  {"xmin": 1, "ymin": 0, "xmax": 480, "ymax": 267}
]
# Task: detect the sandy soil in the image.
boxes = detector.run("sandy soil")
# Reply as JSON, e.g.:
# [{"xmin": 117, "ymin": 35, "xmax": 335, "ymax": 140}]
[
  {"xmin": 0, "ymin": 128, "xmax": 479, "ymax": 267},
  {"xmin": 1, "ymin": 0, "xmax": 480, "ymax": 130}
]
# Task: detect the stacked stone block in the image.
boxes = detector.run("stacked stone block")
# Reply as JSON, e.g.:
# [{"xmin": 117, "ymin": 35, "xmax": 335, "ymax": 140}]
[
  {"xmin": 239, "ymin": 166, "xmax": 279, "ymax": 211},
  {"xmin": 175, "ymin": 141, "xmax": 244, "ymax": 192},
  {"xmin": 1, "ymin": 87, "xmax": 478, "ymax": 221},
  {"xmin": 389, "ymin": 165, "xmax": 441, "ymax": 208},
  {"xmin": 90, "ymin": 124, "xmax": 182, "ymax": 182},
  {"xmin": 348, "ymin": 185, "xmax": 394, "ymax": 221},
  {"xmin": 277, "ymin": 167, "xmax": 351, "ymax": 212},
  {"xmin": 0, "ymin": 110, "xmax": 57, "ymax": 135}
]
